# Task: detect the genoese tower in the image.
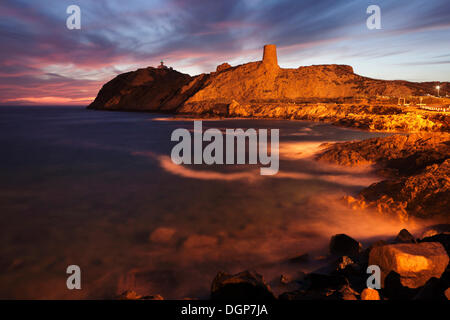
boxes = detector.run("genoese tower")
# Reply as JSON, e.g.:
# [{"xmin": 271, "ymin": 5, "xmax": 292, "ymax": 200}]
[{"xmin": 262, "ymin": 44, "xmax": 279, "ymax": 71}]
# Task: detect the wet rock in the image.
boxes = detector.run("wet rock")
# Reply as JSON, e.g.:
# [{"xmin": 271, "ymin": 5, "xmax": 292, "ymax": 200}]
[
  {"xmin": 395, "ymin": 229, "xmax": 416, "ymax": 243},
  {"xmin": 413, "ymin": 277, "xmax": 447, "ymax": 300},
  {"xmin": 117, "ymin": 290, "xmax": 142, "ymax": 300},
  {"xmin": 360, "ymin": 288, "xmax": 380, "ymax": 300},
  {"xmin": 369, "ymin": 242, "xmax": 449, "ymax": 289},
  {"xmin": 336, "ymin": 256, "xmax": 356, "ymax": 270},
  {"xmin": 420, "ymin": 224, "xmax": 450, "ymax": 239},
  {"xmin": 383, "ymin": 271, "xmax": 419, "ymax": 300},
  {"xmin": 336, "ymin": 284, "xmax": 359, "ymax": 300},
  {"xmin": 361, "ymin": 240, "xmax": 388, "ymax": 263},
  {"xmin": 329, "ymin": 234, "xmax": 362, "ymax": 257},
  {"xmin": 117, "ymin": 290, "xmax": 164, "ymax": 300},
  {"xmin": 366, "ymin": 240, "xmax": 388, "ymax": 256},
  {"xmin": 371, "ymin": 240, "xmax": 388, "ymax": 248},
  {"xmin": 333, "ymin": 256, "xmax": 362, "ymax": 276},
  {"xmin": 304, "ymin": 273, "xmax": 348, "ymax": 291},
  {"xmin": 419, "ymin": 233, "xmax": 450, "ymax": 255},
  {"xmin": 211, "ymin": 270, "xmax": 276, "ymax": 301}
]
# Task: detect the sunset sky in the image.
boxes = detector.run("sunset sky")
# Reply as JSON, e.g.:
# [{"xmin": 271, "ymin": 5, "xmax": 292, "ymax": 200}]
[{"xmin": 1, "ymin": 0, "xmax": 449, "ymax": 105}]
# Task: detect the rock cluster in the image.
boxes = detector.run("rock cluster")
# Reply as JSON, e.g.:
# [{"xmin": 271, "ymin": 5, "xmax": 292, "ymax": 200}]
[
  {"xmin": 118, "ymin": 228, "xmax": 449, "ymax": 300},
  {"xmin": 234, "ymin": 230, "xmax": 448, "ymax": 300}
]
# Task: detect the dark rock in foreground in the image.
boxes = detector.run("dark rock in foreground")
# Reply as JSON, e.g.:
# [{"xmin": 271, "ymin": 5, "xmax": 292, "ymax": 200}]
[
  {"xmin": 395, "ymin": 229, "xmax": 416, "ymax": 243},
  {"xmin": 211, "ymin": 270, "xmax": 276, "ymax": 301},
  {"xmin": 419, "ymin": 233, "xmax": 450, "ymax": 255},
  {"xmin": 329, "ymin": 234, "xmax": 362, "ymax": 257}
]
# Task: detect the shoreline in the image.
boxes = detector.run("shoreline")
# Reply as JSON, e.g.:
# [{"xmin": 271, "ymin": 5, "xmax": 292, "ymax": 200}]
[{"xmin": 88, "ymin": 102, "xmax": 450, "ymax": 133}]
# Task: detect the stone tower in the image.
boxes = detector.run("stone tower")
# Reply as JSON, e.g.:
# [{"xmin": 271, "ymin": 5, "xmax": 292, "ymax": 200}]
[{"xmin": 262, "ymin": 44, "xmax": 278, "ymax": 70}]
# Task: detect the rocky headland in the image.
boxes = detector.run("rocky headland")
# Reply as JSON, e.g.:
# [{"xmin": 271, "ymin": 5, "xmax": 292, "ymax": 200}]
[
  {"xmin": 317, "ymin": 133, "xmax": 450, "ymax": 221},
  {"xmin": 88, "ymin": 45, "xmax": 449, "ymax": 132}
]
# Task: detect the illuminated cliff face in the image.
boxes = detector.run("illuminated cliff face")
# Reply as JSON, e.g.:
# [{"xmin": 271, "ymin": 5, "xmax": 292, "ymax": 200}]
[{"xmin": 90, "ymin": 44, "xmax": 449, "ymax": 113}]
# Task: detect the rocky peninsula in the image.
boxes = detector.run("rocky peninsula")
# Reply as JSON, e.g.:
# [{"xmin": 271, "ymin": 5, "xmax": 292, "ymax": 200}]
[{"xmin": 88, "ymin": 45, "xmax": 449, "ymax": 132}]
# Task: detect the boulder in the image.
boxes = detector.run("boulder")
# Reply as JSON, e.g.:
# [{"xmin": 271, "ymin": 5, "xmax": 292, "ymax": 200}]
[
  {"xmin": 304, "ymin": 273, "xmax": 348, "ymax": 291},
  {"xmin": 419, "ymin": 233, "xmax": 450, "ymax": 255},
  {"xmin": 329, "ymin": 234, "xmax": 362, "ymax": 256},
  {"xmin": 216, "ymin": 63, "xmax": 232, "ymax": 73},
  {"xmin": 334, "ymin": 256, "xmax": 361, "ymax": 275},
  {"xmin": 395, "ymin": 229, "xmax": 416, "ymax": 243},
  {"xmin": 336, "ymin": 284, "xmax": 359, "ymax": 300},
  {"xmin": 413, "ymin": 277, "xmax": 447, "ymax": 300},
  {"xmin": 337, "ymin": 256, "xmax": 355, "ymax": 269},
  {"xmin": 369, "ymin": 242, "xmax": 449, "ymax": 289},
  {"xmin": 360, "ymin": 288, "xmax": 380, "ymax": 300},
  {"xmin": 211, "ymin": 270, "xmax": 275, "ymax": 301},
  {"xmin": 383, "ymin": 271, "xmax": 418, "ymax": 300},
  {"xmin": 419, "ymin": 224, "xmax": 450, "ymax": 238}
]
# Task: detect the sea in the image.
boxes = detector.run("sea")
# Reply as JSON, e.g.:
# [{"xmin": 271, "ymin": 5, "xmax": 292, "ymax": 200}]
[{"xmin": 0, "ymin": 105, "xmax": 422, "ymax": 299}]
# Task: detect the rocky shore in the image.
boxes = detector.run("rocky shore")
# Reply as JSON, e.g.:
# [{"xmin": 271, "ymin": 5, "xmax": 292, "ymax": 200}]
[
  {"xmin": 119, "ymin": 227, "xmax": 450, "ymax": 300},
  {"xmin": 317, "ymin": 133, "xmax": 450, "ymax": 221}
]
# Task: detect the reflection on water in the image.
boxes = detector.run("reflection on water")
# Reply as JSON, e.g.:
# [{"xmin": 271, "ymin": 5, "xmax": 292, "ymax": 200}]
[{"xmin": 0, "ymin": 106, "xmax": 426, "ymax": 299}]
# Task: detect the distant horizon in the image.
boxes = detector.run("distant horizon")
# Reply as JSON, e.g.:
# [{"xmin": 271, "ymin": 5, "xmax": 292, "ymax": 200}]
[{"xmin": 1, "ymin": 0, "xmax": 449, "ymax": 105}]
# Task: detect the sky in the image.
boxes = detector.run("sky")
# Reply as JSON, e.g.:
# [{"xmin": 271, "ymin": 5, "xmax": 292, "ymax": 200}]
[{"xmin": 0, "ymin": 0, "xmax": 449, "ymax": 105}]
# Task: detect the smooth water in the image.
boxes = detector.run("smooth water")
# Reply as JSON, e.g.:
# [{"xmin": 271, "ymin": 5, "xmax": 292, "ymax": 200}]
[{"xmin": 0, "ymin": 106, "xmax": 413, "ymax": 299}]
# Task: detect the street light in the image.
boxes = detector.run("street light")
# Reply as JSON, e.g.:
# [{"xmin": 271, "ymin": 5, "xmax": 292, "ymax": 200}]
[{"xmin": 436, "ymin": 85, "xmax": 440, "ymax": 97}]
